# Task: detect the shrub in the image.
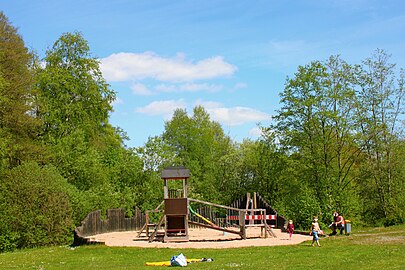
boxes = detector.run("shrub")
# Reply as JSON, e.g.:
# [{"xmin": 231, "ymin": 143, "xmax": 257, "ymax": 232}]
[{"xmin": 0, "ymin": 162, "xmax": 75, "ymax": 252}]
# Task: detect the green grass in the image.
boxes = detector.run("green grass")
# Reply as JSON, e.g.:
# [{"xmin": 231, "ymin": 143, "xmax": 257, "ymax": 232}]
[{"xmin": 1, "ymin": 225, "xmax": 404, "ymax": 270}]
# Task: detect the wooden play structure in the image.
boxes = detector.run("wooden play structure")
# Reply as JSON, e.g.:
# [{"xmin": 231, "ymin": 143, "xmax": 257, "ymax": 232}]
[
  {"xmin": 138, "ymin": 166, "xmax": 281, "ymax": 243},
  {"xmin": 162, "ymin": 166, "xmax": 189, "ymax": 242}
]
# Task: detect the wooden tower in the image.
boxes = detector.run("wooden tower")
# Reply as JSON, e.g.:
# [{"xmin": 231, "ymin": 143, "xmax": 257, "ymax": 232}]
[{"xmin": 161, "ymin": 166, "xmax": 190, "ymax": 242}]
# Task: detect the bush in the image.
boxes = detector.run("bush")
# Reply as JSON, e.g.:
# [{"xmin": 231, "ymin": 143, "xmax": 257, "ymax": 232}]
[
  {"xmin": 284, "ymin": 185, "xmax": 322, "ymax": 230},
  {"xmin": 0, "ymin": 162, "xmax": 75, "ymax": 252}
]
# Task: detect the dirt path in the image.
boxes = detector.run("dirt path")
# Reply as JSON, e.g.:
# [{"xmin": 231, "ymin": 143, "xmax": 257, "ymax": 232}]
[{"xmin": 87, "ymin": 227, "xmax": 312, "ymax": 249}]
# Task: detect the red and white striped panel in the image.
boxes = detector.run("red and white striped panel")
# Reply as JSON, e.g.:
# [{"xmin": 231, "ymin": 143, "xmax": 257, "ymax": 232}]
[
  {"xmin": 245, "ymin": 214, "xmax": 276, "ymax": 220},
  {"xmin": 227, "ymin": 215, "xmax": 276, "ymax": 220}
]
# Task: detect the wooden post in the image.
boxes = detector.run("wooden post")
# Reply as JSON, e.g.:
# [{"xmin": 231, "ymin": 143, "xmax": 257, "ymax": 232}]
[
  {"xmin": 263, "ymin": 209, "xmax": 268, "ymax": 238},
  {"xmin": 183, "ymin": 178, "xmax": 187, "ymax": 198},
  {"xmin": 239, "ymin": 210, "xmax": 246, "ymax": 239},
  {"xmin": 253, "ymin": 192, "xmax": 257, "ymax": 209},
  {"xmin": 246, "ymin": 192, "xmax": 252, "ymax": 226},
  {"xmin": 164, "ymin": 180, "xmax": 169, "ymax": 198},
  {"xmin": 245, "ymin": 192, "xmax": 251, "ymax": 209},
  {"xmin": 145, "ymin": 211, "xmax": 150, "ymax": 237}
]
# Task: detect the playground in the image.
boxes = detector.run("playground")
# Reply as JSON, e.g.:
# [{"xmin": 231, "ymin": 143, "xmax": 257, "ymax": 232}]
[
  {"xmin": 86, "ymin": 227, "xmax": 311, "ymax": 248},
  {"xmin": 76, "ymin": 167, "xmax": 313, "ymax": 249}
]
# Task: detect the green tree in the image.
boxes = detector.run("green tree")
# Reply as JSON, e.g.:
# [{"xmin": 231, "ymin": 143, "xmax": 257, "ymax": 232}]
[
  {"xmin": 0, "ymin": 12, "xmax": 43, "ymax": 168},
  {"xmin": 245, "ymin": 133, "xmax": 292, "ymax": 206},
  {"xmin": 215, "ymin": 141, "xmax": 244, "ymax": 204},
  {"xmin": 36, "ymin": 32, "xmax": 115, "ymax": 142},
  {"xmin": 271, "ymin": 51, "xmax": 404, "ymax": 226},
  {"xmin": 163, "ymin": 106, "xmax": 233, "ymax": 203},
  {"xmin": 133, "ymin": 136, "xmax": 181, "ymax": 209},
  {"xmin": 35, "ymin": 32, "xmax": 117, "ymax": 190},
  {"xmin": 272, "ymin": 56, "xmax": 363, "ymax": 223},
  {"xmin": 136, "ymin": 136, "xmax": 179, "ymax": 172},
  {"xmin": 355, "ymin": 50, "xmax": 404, "ymax": 224}
]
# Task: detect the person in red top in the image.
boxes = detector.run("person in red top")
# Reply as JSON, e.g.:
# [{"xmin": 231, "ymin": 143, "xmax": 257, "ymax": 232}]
[
  {"xmin": 286, "ymin": 220, "xmax": 294, "ymax": 240},
  {"xmin": 329, "ymin": 212, "xmax": 345, "ymax": 235},
  {"xmin": 335, "ymin": 213, "xmax": 345, "ymax": 234}
]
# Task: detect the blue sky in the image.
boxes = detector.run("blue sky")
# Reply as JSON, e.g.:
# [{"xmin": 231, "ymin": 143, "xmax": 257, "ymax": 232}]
[{"xmin": 2, "ymin": 0, "xmax": 405, "ymax": 147}]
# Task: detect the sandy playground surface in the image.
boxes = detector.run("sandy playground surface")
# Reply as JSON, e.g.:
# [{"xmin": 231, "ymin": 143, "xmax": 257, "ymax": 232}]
[{"xmin": 87, "ymin": 227, "xmax": 312, "ymax": 249}]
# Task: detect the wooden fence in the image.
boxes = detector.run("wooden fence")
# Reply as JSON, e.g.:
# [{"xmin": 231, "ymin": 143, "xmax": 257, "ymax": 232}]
[{"xmin": 74, "ymin": 208, "xmax": 145, "ymax": 245}]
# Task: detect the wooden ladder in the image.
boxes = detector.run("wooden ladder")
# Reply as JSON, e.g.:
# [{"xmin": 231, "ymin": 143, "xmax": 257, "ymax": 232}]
[{"xmin": 148, "ymin": 215, "xmax": 165, "ymax": 242}]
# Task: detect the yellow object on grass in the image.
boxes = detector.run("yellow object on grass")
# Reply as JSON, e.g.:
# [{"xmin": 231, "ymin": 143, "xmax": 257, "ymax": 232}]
[{"xmin": 145, "ymin": 258, "xmax": 209, "ymax": 266}]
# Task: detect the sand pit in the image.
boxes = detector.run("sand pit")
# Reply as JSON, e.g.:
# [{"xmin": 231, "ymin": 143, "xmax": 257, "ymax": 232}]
[{"xmin": 86, "ymin": 227, "xmax": 311, "ymax": 249}]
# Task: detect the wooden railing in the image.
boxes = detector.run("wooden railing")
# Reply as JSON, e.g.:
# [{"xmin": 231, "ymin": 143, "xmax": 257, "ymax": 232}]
[{"xmin": 74, "ymin": 208, "xmax": 145, "ymax": 244}]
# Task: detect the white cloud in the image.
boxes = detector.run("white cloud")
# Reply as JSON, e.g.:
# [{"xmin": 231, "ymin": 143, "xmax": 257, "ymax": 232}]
[
  {"xmin": 135, "ymin": 99, "xmax": 186, "ymax": 118},
  {"xmin": 195, "ymin": 100, "xmax": 272, "ymax": 126},
  {"xmin": 136, "ymin": 99, "xmax": 271, "ymax": 126},
  {"xmin": 100, "ymin": 52, "xmax": 237, "ymax": 82},
  {"xmin": 155, "ymin": 83, "xmax": 223, "ymax": 93},
  {"xmin": 207, "ymin": 106, "xmax": 272, "ymax": 126},
  {"xmin": 131, "ymin": 83, "xmax": 154, "ymax": 96},
  {"xmin": 130, "ymin": 83, "xmax": 223, "ymax": 96},
  {"xmin": 194, "ymin": 100, "xmax": 223, "ymax": 109}
]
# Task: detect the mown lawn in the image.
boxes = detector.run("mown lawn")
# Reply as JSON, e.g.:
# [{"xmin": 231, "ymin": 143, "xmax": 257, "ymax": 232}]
[{"xmin": 1, "ymin": 225, "xmax": 404, "ymax": 269}]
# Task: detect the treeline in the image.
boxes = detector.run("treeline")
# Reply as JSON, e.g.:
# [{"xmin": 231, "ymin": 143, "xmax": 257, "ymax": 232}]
[
  {"xmin": 0, "ymin": 12, "xmax": 404, "ymax": 252},
  {"xmin": 0, "ymin": 13, "xmax": 150, "ymax": 252}
]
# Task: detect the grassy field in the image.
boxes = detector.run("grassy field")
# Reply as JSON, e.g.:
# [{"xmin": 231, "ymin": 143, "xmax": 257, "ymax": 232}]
[{"xmin": 0, "ymin": 225, "xmax": 404, "ymax": 270}]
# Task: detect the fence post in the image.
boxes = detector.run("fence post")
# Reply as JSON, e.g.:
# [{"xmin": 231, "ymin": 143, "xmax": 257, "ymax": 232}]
[{"xmin": 239, "ymin": 210, "xmax": 246, "ymax": 239}]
